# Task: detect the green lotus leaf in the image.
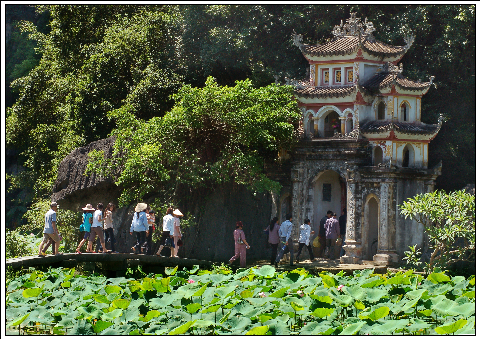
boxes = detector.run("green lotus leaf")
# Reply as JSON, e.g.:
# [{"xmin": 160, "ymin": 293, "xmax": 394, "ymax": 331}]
[
  {"xmin": 141, "ymin": 309, "xmax": 162, "ymax": 322},
  {"xmin": 61, "ymin": 281, "xmax": 71, "ymax": 288},
  {"xmin": 104, "ymin": 285, "xmax": 122, "ymax": 295},
  {"xmin": 449, "ymin": 302, "xmax": 475, "ymax": 317},
  {"xmin": 22, "ymin": 287, "xmax": 42, "ymax": 298},
  {"xmin": 7, "ymin": 313, "xmax": 30, "ymax": 327},
  {"xmin": 435, "ymin": 319, "xmax": 467, "ymax": 334},
  {"xmin": 290, "ymin": 301, "xmax": 304, "ymax": 311},
  {"xmin": 186, "ymin": 303, "xmax": 202, "ymax": 314},
  {"xmin": 257, "ymin": 314, "xmax": 272, "ymax": 323},
  {"xmin": 107, "ymin": 277, "xmax": 130, "ymax": 285},
  {"xmin": 101, "ymin": 308, "xmax": 123, "ymax": 321},
  {"xmin": 245, "ymin": 325, "xmax": 269, "ymax": 335},
  {"xmin": 68, "ymin": 319, "xmax": 94, "ymax": 335},
  {"xmin": 432, "ymin": 283, "xmax": 453, "ymax": 295},
  {"xmin": 365, "ymin": 288, "xmax": 388, "ymax": 302},
  {"xmin": 318, "ymin": 274, "xmax": 335, "ymax": 288},
  {"xmin": 310, "ymin": 294, "xmax": 333, "ymax": 304},
  {"xmin": 164, "ymin": 266, "xmax": 178, "ymax": 276},
  {"xmin": 330, "ymin": 293, "xmax": 354, "ymax": 307},
  {"xmin": 359, "ymin": 306, "xmax": 390, "ymax": 321},
  {"xmin": 361, "ymin": 277, "xmax": 384, "ymax": 288},
  {"xmin": 240, "ymin": 289, "xmax": 254, "ymax": 298},
  {"xmin": 455, "ymin": 317, "xmax": 476, "ymax": 335},
  {"xmin": 168, "ymin": 320, "xmax": 196, "ymax": 335},
  {"xmin": 142, "ymin": 278, "xmax": 154, "ymax": 291},
  {"xmin": 112, "ymin": 298, "xmax": 131, "ymax": 310},
  {"xmin": 431, "ymin": 298, "xmax": 459, "ymax": 316},
  {"xmin": 202, "ymin": 304, "xmax": 221, "ymax": 313},
  {"xmin": 58, "ymin": 315, "xmax": 77, "ymax": 327},
  {"xmin": 311, "ymin": 307, "xmax": 334, "ymax": 318},
  {"xmin": 427, "ymin": 272, "xmax": 451, "ymax": 284},
  {"xmin": 386, "ymin": 275, "xmax": 409, "ymax": 285},
  {"xmin": 354, "ymin": 300, "xmax": 365, "ymax": 310},
  {"xmin": 62, "ymin": 291, "xmax": 82, "ymax": 304},
  {"xmin": 345, "ymin": 285, "xmax": 366, "ymax": 300},
  {"xmin": 263, "ymin": 318, "xmax": 290, "ymax": 335},
  {"xmin": 269, "ymin": 287, "xmax": 289, "ymax": 298},
  {"xmin": 192, "ymin": 283, "xmax": 208, "ymax": 297},
  {"xmin": 462, "ymin": 290, "xmax": 475, "ymax": 299},
  {"xmin": 401, "ymin": 295, "xmax": 422, "ymax": 312},
  {"xmin": 224, "ymin": 315, "xmax": 252, "ymax": 331},
  {"xmin": 468, "ymin": 276, "xmax": 475, "ymax": 285},
  {"xmin": 93, "ymin": 294, "xmax": 110, "ymax": 304},
  {"xmin": 405, "ymin": 288, "xmax": 427, "ymax": 300},
  {"xmin": 340, "ymin": 321, "xmax": 366, "ymax": 335},
  {"xmin": 368, "ymin": 319, "xmax": 410, "ymax": 335},
  {"xmin": 215, "ymin": 285, "xmax": 237, "ymax": 298},
  {"xmin": 252, "ymin": 265, "xmax": 276, "ymax": 278},
  {"xmin": 93, "ymin": 320, "xmax": 113, "ymax": 333}
]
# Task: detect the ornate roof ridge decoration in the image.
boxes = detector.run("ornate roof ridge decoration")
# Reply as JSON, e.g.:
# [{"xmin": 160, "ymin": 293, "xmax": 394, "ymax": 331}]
[
  {"xmin": 293, "ymin": 13, "xmax": 415, "ymax": 58},
  {"xmin": 332, "ymin": 12, "xmax": 376, "ymax": 42},
  {"xmin": 359, "ymin": 119, "xmax": 442, "ymax": 136},
  {"xmin": 331, "ymin": 127, "xmax": 363, "ymax": 141}
]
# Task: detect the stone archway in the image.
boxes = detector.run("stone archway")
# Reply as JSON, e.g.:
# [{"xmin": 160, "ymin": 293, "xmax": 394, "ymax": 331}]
[
  {"xmin": 323, "ymin": 111, "xmax": 341, "ymax": 137},
  {"xmin": 364, "ymin": 194, "xmax": 380, "ymax": 260},
  {"xmin": 312, "ymin": 170, "xmax": 346, "ymax": 230}
]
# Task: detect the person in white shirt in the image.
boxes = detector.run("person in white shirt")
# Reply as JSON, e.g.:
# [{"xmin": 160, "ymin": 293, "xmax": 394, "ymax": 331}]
[
  {"xmin": 156, "ymin": 207, "xmax": 175, "ymax": 257},
  {"xmin": 87, "ymin": 203, "xmax": 109, "ymax": 253},
  {"xmin": 295, "ymin": 218, "xmax": 316, "ymax": 263},
  {"xmin": 275, "ymin": 214, "xmax": 295, "ymax": 267}
]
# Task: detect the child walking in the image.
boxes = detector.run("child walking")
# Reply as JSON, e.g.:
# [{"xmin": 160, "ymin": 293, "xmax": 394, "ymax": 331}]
[{"xmin": 296, "ymin": 218, "xmax": 316, "ymax": 263}]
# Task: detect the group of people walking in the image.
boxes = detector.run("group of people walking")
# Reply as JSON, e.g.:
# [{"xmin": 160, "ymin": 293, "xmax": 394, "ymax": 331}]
[
  {"xmin": 39, "ymin": 200, "xmax": 184, "ymax": 257},
  {"xmin": 263, "ymin": 209, "xmax": 346, "ymax": 267}
]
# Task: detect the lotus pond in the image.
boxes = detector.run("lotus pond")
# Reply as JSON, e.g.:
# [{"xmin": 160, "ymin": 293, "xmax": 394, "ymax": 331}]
[{"xmin": 6, "ymin": 265, "xmax": 475, "ymax": 335}]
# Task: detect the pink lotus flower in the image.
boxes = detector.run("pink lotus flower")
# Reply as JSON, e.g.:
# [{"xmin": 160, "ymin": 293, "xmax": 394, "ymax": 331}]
[
  {"xmin": 296, "ymin": 290, "xmax": 304, "ymax": 297},
  {"xmin": 187, "ymin": 279, "xmax": 195, "ymax": 284},
  {"xmin": 337, "ymin": 285, "xmax": 344, "ymax": 291},
  {"xmin": 259, "ymin": 292, "xmax": 266, "ymax": 298}
]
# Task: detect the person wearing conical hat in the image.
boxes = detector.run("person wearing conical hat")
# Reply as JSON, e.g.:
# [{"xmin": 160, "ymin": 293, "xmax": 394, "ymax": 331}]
[
  {"xmin": 172, "ymin": 209, "xmax": 183, "ymax": 257},
  {"xmin": 75, "ymin": 203, "xmax": 95, "ymax": 254},
  {"xmin": 130, "ymin": 203, "xmax": 149, "ymax": 254},
  {"xmin": 87, "ymin": 203, "xmax": 109, "ymax": 253}
]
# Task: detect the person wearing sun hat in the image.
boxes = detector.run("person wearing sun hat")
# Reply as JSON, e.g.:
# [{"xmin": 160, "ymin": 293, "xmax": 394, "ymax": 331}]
[
  {"xmin": 172, "ymin": 209, "xmax": 183, "ymax": 257},
  {"xmin": 75, "ymin": 203, "xmax": 95, "ymax": 254},
  {"xmin": 130, "ymin": 202, "xmax": 149, "ymax": 254}
]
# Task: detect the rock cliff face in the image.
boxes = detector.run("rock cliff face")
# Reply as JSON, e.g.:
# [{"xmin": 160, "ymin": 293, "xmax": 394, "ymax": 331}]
[
  {"xmin": 51, "ymin": 136, "xmax": 121, "ymax": 211},
  {"xmin": 51, "ymin": 137, "xmax": 275, "ymax": 262}
]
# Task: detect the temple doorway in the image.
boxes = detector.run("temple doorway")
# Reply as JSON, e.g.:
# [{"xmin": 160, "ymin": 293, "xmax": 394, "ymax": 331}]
[
  {"xmin": 312, "ymin": 170, "xmax": 346, "ymax": 234},
  {"xmin": 365, "ymin": 195, "xmax": 379, "ymax": 260},
  {"xmin": 323, "ymin": 111, "xmax": 341, "ymax": 137}
]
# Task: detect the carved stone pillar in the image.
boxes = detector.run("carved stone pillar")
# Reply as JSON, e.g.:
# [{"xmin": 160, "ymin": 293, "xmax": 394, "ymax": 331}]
[
  {"xmin": 340, "ymin": 167, "xmax": 362, "ymax": 264},
  {"xmin": 373, "ymin": 181, "xmax": 398, "ymax": 264},
  {"xmin": 340, "ymin": 117, "xmax": 346, "ymax": 135},
  {"xmin": 290, "ymin": 167, "xmax": 304, "ymax": 245}
]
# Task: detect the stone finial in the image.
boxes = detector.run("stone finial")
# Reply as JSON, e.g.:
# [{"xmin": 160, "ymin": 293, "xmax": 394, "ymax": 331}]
[
  {"xmin": 404, "ymin": 35, "xmax": 415, "ymax": 50},
  {"xmin": 429, "ymin": 75, "xmax": 435, "ymax": 85},
  {"xmin": 332, "ymin": 12, "xmax": 376, "ymax": 40},
  {"xmin": 437, "ymin": 113, "xmax": 445, "ymax": 125}
]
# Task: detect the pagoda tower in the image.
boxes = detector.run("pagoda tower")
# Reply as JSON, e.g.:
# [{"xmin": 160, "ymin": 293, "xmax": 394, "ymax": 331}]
[{"xmin": 279, "ymin": 13, "xmax": 442, "ymax": 265}]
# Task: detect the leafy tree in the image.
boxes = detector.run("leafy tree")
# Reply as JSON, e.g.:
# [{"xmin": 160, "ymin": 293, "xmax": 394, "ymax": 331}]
[
  {"xmin": 400, "ymin": 190, "xmax": 475, "ymax": 273},
  {"xmin": 86, "ymin": 77, "xmax": 301, "ymax": 206},
  {"xmin": 6, "ymin": 5, "xmax": 184, "ymax": 203}
]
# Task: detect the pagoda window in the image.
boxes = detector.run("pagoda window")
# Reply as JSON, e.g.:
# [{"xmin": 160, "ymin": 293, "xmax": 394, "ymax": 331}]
[
  {"xmin": 402, "ymin": 144, "xmax": 415, "ymax": 168},
  {"xmin": 373, "ymin": 146, "xmax": 383, "ymax": 166},
  {"xmin": 377, "ymin": 101, "xmax": 385, "ymax": 120},
  {"xmin": 334, "ymin": 69, "xmax": 342, "ymax": 84},
  {"xmin": 400, "ymin": 103, "xmax": 408, "ymax": 121},
  {"xmin": 346, "ymin": 69, "xmax": 354, "ymax": 83},
  {"xmin": 322, "ymin": 70, "xmax": 329, "ymax": 85}
]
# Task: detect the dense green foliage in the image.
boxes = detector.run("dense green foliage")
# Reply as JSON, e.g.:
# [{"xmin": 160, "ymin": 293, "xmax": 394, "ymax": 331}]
[
  {"xmin": 86, "ymin": 77, "xmax": 300, "ymax": 205},
  {"xmin": 6, "ymin": 266, "xmax": 475, "ymax": 335},
  {"xmin": 400, "ymin": 190, "xmax": 475, "ymax": 273},
  {"xmin": 5, "ymin": 5, "xmax": 475, "ymax": 229}
]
